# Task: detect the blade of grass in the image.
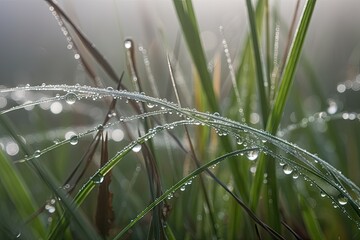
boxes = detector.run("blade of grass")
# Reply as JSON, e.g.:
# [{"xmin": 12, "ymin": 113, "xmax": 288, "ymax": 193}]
[
  {"xmin": 0, "ymin": 150, "xmax": 46, "ymax": 238},
  {"xmin": 172, "ymin": 0, "xmax": 250, "ymax": 204},
  {"xmin": 172, "ymin": 0, "xmax": 218, "ymax": 113},
  {"xmin": 299, "ymin": 196, "xmax": 325, "ymax": 239},
  {"xmin": 245, "ymin": 0, "xmax": 269, "ymax": 126},
  {"xmin": 250, "ymin": 0, "xmax": 317, "ymax": 231},
  {"xmin": 95, "ymin": 133, "xmax": 114, "ymax": 237}
]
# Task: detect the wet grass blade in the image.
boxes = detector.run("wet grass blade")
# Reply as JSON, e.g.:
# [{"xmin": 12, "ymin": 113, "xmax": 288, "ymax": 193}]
[
  {"xmin": 245, "ymin": 0, "xmax": 269, "ymax": 126},
  {"xmin": 299, "ymin": 196, "xmax": 325, "ymax": 239},
  {"xmin": 0, "ymin": 150, "xmax": 46, "ymax": 238},
  {"xmin": 250, "ymin": 0, "xmax": 317, "ymax": 230},
  {"xmin": 172, "ymin": 0, "xmax": 218, "ymax": 113},
  {"xmin": 267, "ymin": 0, "xmax": 317, "ymax": 133},
  {"xmin": 95, "ymin": 133, "xmax": 114, "ymax": 237}
]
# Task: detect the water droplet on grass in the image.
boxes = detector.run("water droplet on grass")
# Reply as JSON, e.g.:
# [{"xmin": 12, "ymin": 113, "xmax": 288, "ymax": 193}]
[
  {"xmin": 33, "ymin": 150, "xmax": 41, "ymax": 158},
  {"xmin": 167, "ymin": 193, "xmax": 173, "ymax": 200},
  {"xmin": 69, "ymin": 135, "xmax": 79, "ymax": 145},
  {"xmin": 327, "ymin": 99, "xmax": 338, "ymax": 114},
  {"xmin": 338, "ymin": 195, "xmax": 348, "ymax": 205},
  {"xmin": 180, "ymin": 186, "xmax": 186, "ymax": 191},
  {"xmin": 236, "ymin": 137, "xmax": 243, "ymax": 145},
  {"xmin": 320, "ymin": 191, "xmax": 326, "ymax": 197},
  {"xmin": 45, "ymin": 204, "xmax": 56, "ymax": 213},
  {"xmin": 283, "ymin": 164, "xmax": 293, "ymax": 175},
  {"xmin": 65, "ymin": 92, "xmax": 77, "ymax": 105},
  {"xmin": 124, "ymin": 39, "xmax": 132, "ymax": 49},
  {"xmin": 93, "ymin": 174, "xmax": 104, "ymax": 184},
  {"xmin": 292, "ymin": 171, "xmax": 299, "ymax": 179},
  {"xmin": 147, "ymin": 102, "xmax": 155, "ymax": 108},
  {"xmin": 247, "ymin": 150, "xmax": 259, "ymax": 161},
  {"xmin": 132, "ymin": 144, "xmax": 142, "ymax": 152}
]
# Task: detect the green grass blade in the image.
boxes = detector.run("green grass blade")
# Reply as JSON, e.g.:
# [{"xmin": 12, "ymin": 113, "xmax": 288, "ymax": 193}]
[
  {"xmin": 245, "ymin": 0, "xmax": 269, "ymax": 126},
  {"xmin": 0, "ymin": 150, "xmax": 46, "ymax": 238},
  {"xmin": 299, "ymin": 196, "xmax": 325, "ymax": 239},
  {"xmin": 172, "ymin": 0, "xmax": 218, "ymax": 113},
  {"xmin": 172, "ymin": 0, "xmax": 252, "ymax": 202},
  {"xmin": 266, "ymin": 0, "xmax": 317, "ymax": 133},
  {"xmin": 250, "ymin": 0, "xmax": 317, "ymax": 229}
]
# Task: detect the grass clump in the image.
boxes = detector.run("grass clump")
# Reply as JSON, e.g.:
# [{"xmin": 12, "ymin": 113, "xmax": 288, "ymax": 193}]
[{"xmin": 1, "ymin": 0, "xmax": 360, "ymax": 239}]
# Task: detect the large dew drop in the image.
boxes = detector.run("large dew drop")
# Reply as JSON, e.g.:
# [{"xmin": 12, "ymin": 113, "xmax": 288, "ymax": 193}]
[
  {"xmin": 132, "ymin": 144, "xmax": 142, "ymax": 153},
  {"xmin": 327, "ymin": 99, "xmax": 338, "ymax": 114},
  {"xmin": 65, "ymin": 92, "xmax": 77, "ymax": 105},
  {"xmin": 124, "ymin": 39, "xmax": 132, "ymax": 49},
  {"xmin": 247, "ymin": 150, "xmax": 259, "ymax": 161},
  {"xmin": 338, "ymin": 195, "xmax": 348, "ymax": 205},
  {"xmin": 93, "ymin": 173, "xmax": 104, "ymax": 184},
  {"xmin": 283, "ymin": 164, "xmax": 293, "ymax": 175},
  {"xmin": 69, "ymin": 135, "xmax": 79, "ymax": 145}
]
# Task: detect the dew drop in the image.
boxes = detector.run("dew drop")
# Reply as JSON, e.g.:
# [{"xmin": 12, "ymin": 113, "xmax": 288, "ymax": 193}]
[
  {"xmin": 124, "ymin": 39, "xmax": 132, "ymax": 49},
  {"xmin": 65, "ymin": 92, "xmax": 77, "ymax": 105},
  {"xmin": 93, "ymin": 173, "xmax": 104, "ymax": 184},
  {"xmin": 338, "ymin": 195, "xmax": 348, "ymax": 205},
  {"xmin": 74, "ymin": 53, "xmax": 80, "ymax": 59},
  {"xmin": 320, "ymin": 191, "xmax": 326, "ymax": 197},
  {"xmin": 327, "ymin": 99, "xmax": 338, "ymax": 114},
  {"xmin": 147, "ymin": 102, "xmax": 155, "ymax": 108},
  {"xmin": 283, "ymin": 164, "xmax": 293, "ymax": 175},
  {"xmin": 132, "ymin": 144, "xmax": 142, "ymax": 152},
  {"xmin": 53, "ymin": 138, "xmax": 60, "ymax": 144},
  {"xmin": 236, "ymin": 137, "xmax": 243, "ymax": 145},
  {"xmin": 106, "ymin": 86, "xmax": 113, "ymax": 91},
  {"xmin": 167, "ymin": 193, "xmax": 173, "ymax": 200},
  {"xmin": 292, "ymin": 171, "xmax": 299, "ymax": 179},
  {"xmin": 45, "ymin": 204, "xmax": 56, "ymax": 213},
  {"xmin": 33, "ymin": 150, "xmax": 41, "ymax": 158},
  {"xmin": 180, "ymin": 186, "xmax": 186, "ymax": 191},
  {"xmin": 246, "ymin": 150, "xmax": 259, "ymax": 161},
  {"xmin": 69, "ymin": 135, "xmax": 79, "ymax": 145}
]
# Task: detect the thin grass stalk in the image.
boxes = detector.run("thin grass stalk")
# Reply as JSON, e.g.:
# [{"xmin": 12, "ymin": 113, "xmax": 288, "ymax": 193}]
[
  {"xmin": 245, "ymin": 0, "xmax": 269, "ymax": 126},
  {"xmin": 168, "ymin": 55, "xmax": 219, "ymax": 238}
]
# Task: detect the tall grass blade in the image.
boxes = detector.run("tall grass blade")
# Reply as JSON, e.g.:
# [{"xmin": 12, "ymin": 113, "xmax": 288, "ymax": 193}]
[
  {"xmin": 245, "ymin": 0, "xmax": 269, "ymax": 126},
  {"xmin": 250, "ymin": 0, "xmax": 317, "ymax": 230},
  {"xmin": 172, "ymin": 0, "xmax": 218, "ymax": 113},
  {"xmin": 95, "ymin": 133, "xmax": 114, "ymax": 237}
]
